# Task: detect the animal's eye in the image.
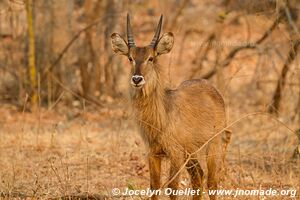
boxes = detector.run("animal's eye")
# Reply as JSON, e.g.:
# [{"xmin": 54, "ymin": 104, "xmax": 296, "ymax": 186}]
[
  {"xmin": 148, "ymin": 57, "xmax": 154, "ymax": 62},
  {"xmin": 128, "ymin": 57, "xmax": 133, "ymax": 62}
]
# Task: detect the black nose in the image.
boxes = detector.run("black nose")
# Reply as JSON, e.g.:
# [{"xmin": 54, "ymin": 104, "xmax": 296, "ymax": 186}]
[{"xmin": 132, "ymin": 75, "xmax": 143, "ymax": 84}]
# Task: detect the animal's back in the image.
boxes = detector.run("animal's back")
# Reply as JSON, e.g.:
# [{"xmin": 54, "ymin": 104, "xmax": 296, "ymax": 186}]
[{"xmin": 165, "ymin": 79, "xmax": 226, "ymax": 154}]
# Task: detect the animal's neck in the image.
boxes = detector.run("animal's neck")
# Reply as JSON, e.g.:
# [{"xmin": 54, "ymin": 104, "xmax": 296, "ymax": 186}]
[{"xmin": 131, "ymin": 68, "xmax": 167, "ymax": 141}]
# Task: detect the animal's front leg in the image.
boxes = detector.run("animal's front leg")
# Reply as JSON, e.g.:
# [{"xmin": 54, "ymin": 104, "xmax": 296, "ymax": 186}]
[
  {"xmin": 168, "ymin": 161, "xmax": 181, "ymax": 200},
  {"xmin": 149, "ymin": 153, "xmax": 162, "ymax": 200}
]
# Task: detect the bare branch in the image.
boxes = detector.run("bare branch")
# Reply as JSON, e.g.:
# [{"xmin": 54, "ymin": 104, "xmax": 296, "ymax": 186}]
[
  {"xmin": 48, "ymin": 72, "xmax": 103, "ymax": 108},
  {"xmin": 189, "ymin": 33, "xmax": 215, "ymax": 79},
  {"xmin": 41, "ymin": 19, "xmax": 102, "ymax": 81},
  {"xmin": 195, "ymin": 12, "xmax": 284, "ymax": 80},
  {"xmin": 168, "ymin": 0, "xmax": 189, "ymax": 30},
  {"xmin": 222, "ymin": 12, "xmax": 283, "ymax": 68},
  {"xmin": 284, "ymin": 5, "xmax": 300, "ymax": 38},
  {"xmin": 268, "ymin": 39, "xmax": 300, "ymax": 114},
  {"xmin": 177, "ymin": 28, "xmax": 203, "ymax": 64}
]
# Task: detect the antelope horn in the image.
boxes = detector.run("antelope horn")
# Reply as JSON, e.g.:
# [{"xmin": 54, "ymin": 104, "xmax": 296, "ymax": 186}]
[
  {"xmin": 127, "ymin": 13, "xmax": 135, "ymax": 48},
  {"xmin": 149, "ymin": 15, "xmax": 163, "ymax": 48}
]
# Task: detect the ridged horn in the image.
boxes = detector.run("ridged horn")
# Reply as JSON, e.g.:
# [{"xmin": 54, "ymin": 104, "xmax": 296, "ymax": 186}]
[
  {"xmin": 127, "ymin": 13, "xmax": 135, "ymax": 48},
  {"xmin": 149, "ymin": 15, "xmax": 163, "ymax": 48}
]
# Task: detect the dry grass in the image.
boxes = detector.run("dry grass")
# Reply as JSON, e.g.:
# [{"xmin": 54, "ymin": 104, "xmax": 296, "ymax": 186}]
[
  {"xmin": 0, "ymin": 100, "xmax": 299, "ymax": 199},
  {"xmin": 0, "ymin": 1, "xmax": 299, "ymax": 199}
]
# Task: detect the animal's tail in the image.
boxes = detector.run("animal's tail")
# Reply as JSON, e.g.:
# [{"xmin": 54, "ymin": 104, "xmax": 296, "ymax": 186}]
[
  {"xmin": 219, "ymin": 128, "xmax": 232, "ymax": 183},
  {"xmin": 222, "ymin": 129, "xmax": 232, "ymax": 156},
  {"xmin": 221, "ymin": 128, "xmax": 232, "ymax": 168}
]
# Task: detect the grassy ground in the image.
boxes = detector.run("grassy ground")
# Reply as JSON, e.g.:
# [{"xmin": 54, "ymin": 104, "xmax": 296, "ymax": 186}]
[
  {"xmin": 0, "ymin": 101, "xmax": 299, "ymax": 199},
  {"xmin": 0, "ymin": 3, "xmax": 299, "ymax": 199}
]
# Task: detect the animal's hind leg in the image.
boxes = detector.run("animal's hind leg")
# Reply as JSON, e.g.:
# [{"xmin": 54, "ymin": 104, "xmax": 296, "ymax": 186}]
[
  {"xmin": 206, "ymin": 142, "xmax": 222, "ymax": 200},
  {"xmin": 186, "ymin": 159, "xmax": 204, "ymax": 200},
  {"xmin": 220, "ymin": 129, "xmax": 232, "ymax": 182}
]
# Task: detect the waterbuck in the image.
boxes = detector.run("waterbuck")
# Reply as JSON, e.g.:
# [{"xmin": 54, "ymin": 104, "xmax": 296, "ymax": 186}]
[{"xmin": 111, "ymin": 14, "xmax": 230, "ymax": 200}]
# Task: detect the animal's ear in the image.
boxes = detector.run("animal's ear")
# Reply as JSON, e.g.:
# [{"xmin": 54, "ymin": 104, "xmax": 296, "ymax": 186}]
[
  {"xmin": 156, "ymin": 32, "xmax": 174, "ymax": 55},
  {"xmin": 111, "ymin": 33, "xmax": 129, "ymax": 55}
]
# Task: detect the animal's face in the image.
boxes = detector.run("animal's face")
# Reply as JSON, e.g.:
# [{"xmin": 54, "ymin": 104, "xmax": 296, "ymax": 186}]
[
  {"xmin": 111, "ymin": 14, "xmax": 174, "ymax": 89},
  {"xmin": 127, "ymin": 46, "xmax": 155, "ymax": 88}
]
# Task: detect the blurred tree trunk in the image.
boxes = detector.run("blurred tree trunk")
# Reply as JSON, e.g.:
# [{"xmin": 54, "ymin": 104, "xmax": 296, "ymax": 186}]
[
  {"xmin": 268, "ymin": 2, "xmax": 300, "ymax": 114},
  {"xmin": 102, "ymin": 0, "xmax": 117, "ymax": 96},
  {"xmin": 34, "ymin": 0, "xmax": 55, "ymax": 107},
  {"xmin": 167, "ymin": 0, "xmax": 189, "ymax": 31},
  {"xmin": 47, "ymin": 0, "xmax": 55, "ymax": 108},
  {"xmin": 80, "ymin": 0, "xmax": 102, "ymax": 99},
  {"xmin": 25, "ymin": 0, "xmax": 37, "ymax": 106},
  {"xmin": 268, "ymin": 39, "xmax": 300, "ymax": 114},
  {"xmin": 47, "ymin": 0, "xmax": 74, "ymax": 104}
]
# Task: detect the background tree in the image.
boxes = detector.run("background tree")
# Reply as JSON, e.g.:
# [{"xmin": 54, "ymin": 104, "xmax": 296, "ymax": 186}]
[{"xmin": 25, "ymin": 0, "xmax": 37, "ymax": 106}]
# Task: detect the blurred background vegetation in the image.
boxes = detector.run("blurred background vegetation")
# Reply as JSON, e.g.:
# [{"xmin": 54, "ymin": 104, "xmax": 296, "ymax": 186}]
[
  {"xmin": 0, "ymin": 1, "xmax": 300, "ymax": 198},
  {"xmin": 0, "ymin": 0, "xmax": 299, "ymax": 121}
]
